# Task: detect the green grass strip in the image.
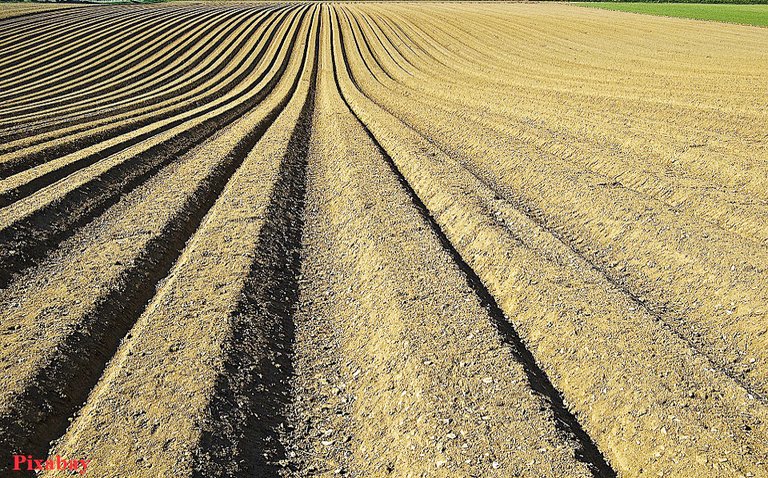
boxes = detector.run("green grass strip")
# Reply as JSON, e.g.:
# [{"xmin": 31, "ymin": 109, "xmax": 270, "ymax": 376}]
[{"xmin": 576, "ymin": 3, "xmax": 768, "ymax": 26}]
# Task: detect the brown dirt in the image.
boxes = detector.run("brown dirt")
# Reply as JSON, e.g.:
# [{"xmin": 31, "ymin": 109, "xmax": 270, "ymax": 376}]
[{"xmin": 0, "ymin": 2, "xmax": 765, "ymax": 477}]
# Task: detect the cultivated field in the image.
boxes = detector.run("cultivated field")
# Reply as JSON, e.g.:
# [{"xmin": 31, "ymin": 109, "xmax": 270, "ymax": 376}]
[{"xmin": 1, "ymin": 2, "xmax": 767, "ymax": 477}]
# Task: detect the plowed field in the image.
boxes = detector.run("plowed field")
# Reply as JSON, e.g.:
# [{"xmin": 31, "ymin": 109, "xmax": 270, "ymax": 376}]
[{"xmin": 1, "ymin": 3, "xmax": 767, "ymax": 477}]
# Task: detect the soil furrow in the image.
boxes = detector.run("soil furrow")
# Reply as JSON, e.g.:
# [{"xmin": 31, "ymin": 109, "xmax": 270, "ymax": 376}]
[
  {"xmin": 0, "ymin": 7, "xmax": 287, "ymax": 177},
  {"xmin": 33, "ymin": 10, "xmax": 317, "ymax": 478},
  {"xmin": 0, "ymin": 7, "xmax": 311, "ymax": 471},
  {"xmin": 0, "ymin": 4, "xmax": 98, "ymax": 34},
  {"xmin": 354, "ymin": 13, "xmax": 768, "ymax": 246},
  {"xmin": 329, "ymin": 10, "xmax": 614, "ymax": 476},
  {"xmin": 0, "ymin": 6, "xmax": 238, "ymax": 117},
  {"xmin": 0, "ymin": 6, "xmax": 270, "ymax": 130},
  {"xmin": 0, "ymin": 4, "xmax": 87, "ymax": 29},
  {"xmin": 193, "ymin": 18, "xmax": 317, "ymax": 475},
  {"xmin": 0, "ymin": 7, "xmax": 128, "ymax": 60},
  {"xmin": 0, "ymin": 7, "xmax": 198, "ymax": 98},
  {"xmin": 346, "ymin": 5, "xmax": 768, "ymax": 398},
  {"xmin": 349, "ymin": 42, "xmax": 768, "ymax": 405},
  {"xmin": 0, "ymin": 7, "xmax": 282, "ymax": 167},
  {"xmin": 0, "ymin": 7, "xmax": 174, "ymax": 89},
  {"xmin": 0, "ymin": 6, "xmax": 190, "ymax": 77},
  {"xmin": 0, "ymin": 6, "xmax": 306, "ymax": 288},
  {"xmin": 333, "ymin": 9, "xmax": 768, "ymax": 476},
  {"xmin": 0, "ymin": 6, "xmax": 268, "ymax": 116},
  {"xmin": 374, "ymin": 5, "xmax": 768, "ymax": 202},
  {"xmin": 340, "ymin": 8, "xmax": 395, "ymax": 83},
  {"xmin": 345, "ymin": 7, "xmax": 413, "ymax": 78},
  {"xmin": 1, "ymin": 4, "xmax": 765, "ymax": 477},
  {"xmin": 282, "ymin": 10, "xmax": 592, "ymax": 477}
]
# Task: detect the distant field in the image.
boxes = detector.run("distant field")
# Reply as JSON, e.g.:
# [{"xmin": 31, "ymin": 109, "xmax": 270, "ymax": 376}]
[
  {"xmin": 0, "ymin": 2, "xmax": 82, "ymax": 20},
  {"xmin": 577, "ymin": 2, "xmax": 768, "ymax": 26}
]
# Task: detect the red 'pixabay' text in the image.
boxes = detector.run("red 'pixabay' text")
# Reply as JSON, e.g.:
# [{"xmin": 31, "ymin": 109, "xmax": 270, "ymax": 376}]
[{"xmin": 12, "ymin": 455, "xmax": 90, "ymax": 475}]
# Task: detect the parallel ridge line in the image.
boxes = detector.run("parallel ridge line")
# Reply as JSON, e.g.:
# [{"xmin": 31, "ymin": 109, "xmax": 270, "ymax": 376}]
[
  {"xmin": 349, "ymin": 4, "xmax": 768, "ymax": 406},
  {"xmin": 338, "ymin": 9, "xmax": 768, "ymax": 476},
  {"xmin": 0, "ymin": 6, "xmax": 233, "ymax": 113},
  {"xmin": 0, "ymin": 6, "xmax": 312, "ymax": 469},
  {"xmin": 356, "ymin": 8, "xmax": 768, "ymax": 395},
  {"xmin": 356, "ymin": 7, "xmax": 768, "ymax": 248},
  {"xmin": 0, "ymin": 6, "xmax": 201, "ymax": 75},
  {"xmin": 0, "ymin": 4, "xmax": 303, "ymax": 287},
  {"xmin": 339, "ymin": 7, "xmax": 392, "ymax": 83},
  {"xmin": 0, "ymin": 6, "xmax": 271, "ymax": 135},
  {"xmin": 0, "ymin": 6, "xmax": 124, "ymax": 53},
  {"xmin": 0, "ymin": 6, "xmax": 176, "ymax": 88},
  {"xmin": 0, "ymin": 6, "xmax": 287, "ymax": 181},
  {"xmin": 194, "ymin": 10, "xmax": 320, "ymax": 475},
  {"xmin": 357, "ymin": 9, "xmax": 416, "ymax": 74},
  {"xmin": 0, "ymin": 6, "xmax": 96, "ymax": 42},
  {"xmin": 328, "ymin": 7, "xmax": 616, "ymax": 477}
]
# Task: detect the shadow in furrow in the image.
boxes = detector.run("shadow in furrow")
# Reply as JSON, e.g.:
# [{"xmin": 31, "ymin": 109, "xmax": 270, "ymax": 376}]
[
  {"xmin": 192, "ymin": 12, "xmax": 319, "ymax": 478},
  {"xmin": 0, "ymin": 13, "xmax": 313, "ymax": 475},
  {"xmin": 357, "ymin": 123, "xmax": 618, "ymax": 478},
  {"xmin": 0, "ymin": 6, "xmax": 275, "ymax": 143},
  {"xmin": 0, "ymin": 9, "xmax": 176, "ymax": 92},
  {"xmin": 0, "ymin": 7, "xmax": 114, "ymax": 47},
  {"xmin": 329, "ymin": 15, "xmax": 617, "ymax": 478},
  {"xmin": 473, "ymin": 172, "xmax": 768, "ymax": 406},
  {"xmin": 332, "ymin": 0, "xmax": 768, "ymax": 411},
  {"xmin": 0, "ymin": 8, "xmax": 310, "ymax": 290},
  {"xmin": 0, "ymin": 6, "xmax": 242, "ymax": 118},
  {"xmin": 0, "ymin": 6, "xmax": 290, "ymax": 183},
  {"xmin": 0, "ymin": 7, "xmax": 138, "ymax": 77}
]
